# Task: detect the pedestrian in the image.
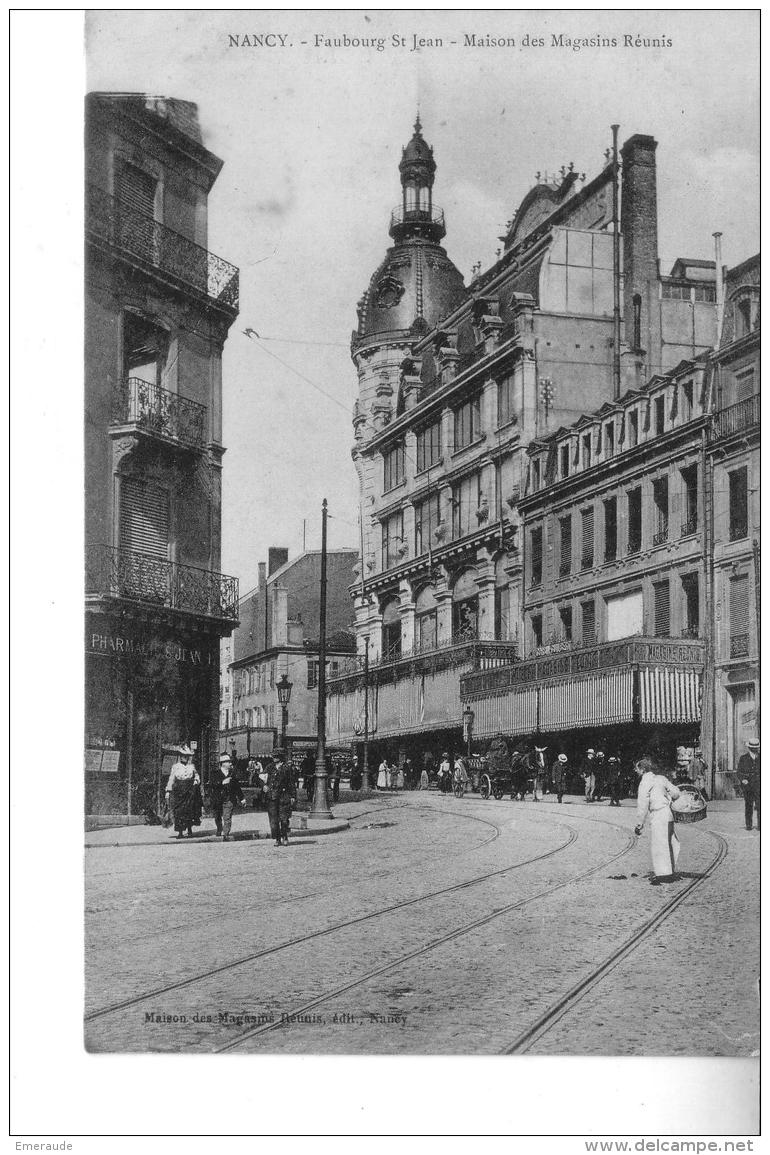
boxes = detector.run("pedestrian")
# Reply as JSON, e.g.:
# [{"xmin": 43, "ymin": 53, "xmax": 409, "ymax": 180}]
[
  {"xmin": 265, "ymin": 749, "xmax": 296, "ymax": 847},
  {"xmin": 674, "ymin": 753, "xmax": 693, "ymax": 786},
  {"xmin": 219, "ymin": 758, "xmax": 246, "ymax": 841},
  {"xmin": 330, "ymin": 758, "xmax": 341, "ymax": 803},
  {"xmin": 402, "ymin": 757, "xmax": 414, "ymax": 789},
  {"xmin": 209, "ymin": 751, "xmax": 231, "ymax": 835},
  {"xmin": 301, "ymin": 753, "xmax": 315, "ymax": 802},
  {"xmin": 419, "ymin": 765, "xmax": 429, "ymax": 790},
  {"xmin": 453, "ymin": 756, "xmax": 468, "ymax": 795},
  {"xmin": 737, "ymin": 738, "xmax": 760, "ymax": 831},
  {"xmin": 247, "ymin": 757, "xmax": 263, "ymax": 787},
  {"xmin": 422, "ymin": 750, "xmax": 435, "ymax": 785},
  {"xmin": 593, "ymin": 750, "xmax": 606, "ymax": 802},
  {"xmin": 439, "ymin": 752, "xmax": 451, "ymax": 791},
  {"xmin": 692, "ymin": 748, "xmax": 710, "ymax": 801},
  {"xmin": 607, "ymin": 756, "xmax": 623, "ymax": 806},
  {"xmin": 551, "ymin": 753, "xmax": 568, "ymax": 803},
  {"xmin": 395, "ymin": 762, "xmax": 405, "ymax": 791},
  {"xmin": 581, "ymin": 748, "xmax": 596, "ymax": 803},
  {"xmin": 350, "ymin": 756, "xmax": 362, "ymax": 792},
  {"xmin": 165, "ymin": 745, "xmax": 201, "ymax": 839},
  {"xmin": 634, "ymin": 756, "xmax": 682, "ymax": 884}
]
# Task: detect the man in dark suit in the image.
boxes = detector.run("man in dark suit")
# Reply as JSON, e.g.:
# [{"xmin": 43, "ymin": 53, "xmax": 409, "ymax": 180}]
[{"xmin": 737, "ymin": 738, "xmax": 760, "ymax": 831}]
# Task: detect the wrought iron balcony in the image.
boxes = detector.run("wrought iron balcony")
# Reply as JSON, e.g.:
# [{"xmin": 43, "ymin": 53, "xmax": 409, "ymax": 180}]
[
  {"xmin": 580, "ymin": 553, "xmax": 594, "ymax": 571},
  {"xmin": 652, "ymin": 525, "xmax": 669, "ymax": 547},
  {"xmin": 87, "ymin": 545, "xmax": 239, "ymax": 623},
  {"xmin": 559, "ymin": 559, "xmax": 572, "ymax": 577},
  {"xmin": 626, "ymin": 538, "xmax": 642, "ymax": 557},
  {"xmin": 86, "ymin": 184, "xmax": 239, "ymax": 311},
  {"xmin": 681, "ymin": 515, "xmax": 698, "ymax": 538},
  {"xmin": 111, "ymin": 378, "xmax": 207, "ymax": 450},
  {"xmin": 681, "ymin": 625, "xmax": 700, "ymax": 640},
  {"xmin": 712, "ymin": 395, "xmax": 760, "ymax": 440},
  {"xmin": 730, "ymin": 633, "xmax": 750, "ymax": 659}
]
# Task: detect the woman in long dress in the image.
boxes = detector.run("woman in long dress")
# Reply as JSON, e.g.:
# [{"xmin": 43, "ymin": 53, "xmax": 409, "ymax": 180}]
[
  {"xmin": 634, "ymin": 757, "xmax": 682, "ymax": 883},
  {"xmin": 165, "ymin": 745, "xmax": 201, "ymax": 839},
  {"xmin": 395, "ymin": 763, "xmax": 405, "ymax": 790},
  {"xmin": 377, "ymin": 759, "xmax": 388, "ymax": 790}
]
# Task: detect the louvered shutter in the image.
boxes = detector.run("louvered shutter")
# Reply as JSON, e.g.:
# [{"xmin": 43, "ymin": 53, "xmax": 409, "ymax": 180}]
[
  {"xmin": 581, "ymin": 507, "xmax": 594, "ymax": 567},
  {"xmin": 582, "ymin": 600, "xmax": 596, "ymax": 643},
  {"xmin": 117, "ymin": 163, "xmax": 156, "ymax": 218},
  {"xmin": 560, "ymin": 517, "xmax": 572, "ymax": 573},
  {"xmin": 120, "ymin": 479, "xmax": 170, "ymax": 558},
  {"xmin": 654, "ymin": 580, "xmax": 670, "ymax": 637},
  {"xmin": 730, "ymin": 575, "xmax": 750, "ymax": 636}
]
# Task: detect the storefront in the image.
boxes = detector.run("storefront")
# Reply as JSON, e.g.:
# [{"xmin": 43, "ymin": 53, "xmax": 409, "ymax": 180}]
[{"xmin": 85, "ymin": 610, "xmax": 220, "ymax": 815}]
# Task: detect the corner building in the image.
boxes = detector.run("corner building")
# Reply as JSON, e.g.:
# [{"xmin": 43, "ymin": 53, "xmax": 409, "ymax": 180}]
[
  {"xmin": 326, "ymin": 122, "xmax": 717, "ymax": 764},
  {"xmin": 85, "ymin": 94, "xmax": 240, "ymax": 816}
]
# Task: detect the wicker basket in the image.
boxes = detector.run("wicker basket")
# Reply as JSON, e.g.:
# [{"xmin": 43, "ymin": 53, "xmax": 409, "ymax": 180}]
[{"xmin": 672, "ymin": 783, "xmax": 708, "ymax": 824}]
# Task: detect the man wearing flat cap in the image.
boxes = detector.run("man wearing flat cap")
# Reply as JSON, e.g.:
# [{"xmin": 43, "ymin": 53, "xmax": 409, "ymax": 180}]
[
  {"xmin": 737, "ymin": 738, "xmax": 761, "ymax": 831},
  {"xmin": 266, "ymin": 749, "xmax": 296, "ymax": 847}
]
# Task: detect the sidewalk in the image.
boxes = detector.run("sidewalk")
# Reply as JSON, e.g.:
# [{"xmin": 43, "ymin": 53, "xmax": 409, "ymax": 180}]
[{"xmin": 85, "ymin": 808, "xmax": 350, "ymax": 848}]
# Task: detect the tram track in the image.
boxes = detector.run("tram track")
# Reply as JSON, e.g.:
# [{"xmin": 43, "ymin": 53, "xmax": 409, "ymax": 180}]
[
  {"xmin": 85, "ymin": 806, "xmax": 576, "ymax": 1026},
  {"xmin": 213, "ymin": 821, "xmax": 637, "ymax": 1053},
  {"xmin": 501, "ymin": 829, "xmax": 729, "ymax": 1054}
]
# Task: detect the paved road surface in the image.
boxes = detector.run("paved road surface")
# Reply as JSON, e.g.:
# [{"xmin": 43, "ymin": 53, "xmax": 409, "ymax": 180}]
[{"xmin": 84, "ymin": 793, "xmax": 758, "ymax": 1056}]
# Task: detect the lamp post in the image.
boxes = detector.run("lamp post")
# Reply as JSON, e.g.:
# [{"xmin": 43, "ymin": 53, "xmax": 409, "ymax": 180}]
[
  {"xmin": 462, "ymin": 704, "xmax": 474, "ymax": 760},
  {"xmin": 277, "ymin": 673, "xmax": 292, "ymax": 751}
]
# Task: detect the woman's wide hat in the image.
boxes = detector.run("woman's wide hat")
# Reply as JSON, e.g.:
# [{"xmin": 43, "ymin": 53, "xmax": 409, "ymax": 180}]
[{"xmin": 178, "ymin": 744, "xmax": 193, "ymax": 756}]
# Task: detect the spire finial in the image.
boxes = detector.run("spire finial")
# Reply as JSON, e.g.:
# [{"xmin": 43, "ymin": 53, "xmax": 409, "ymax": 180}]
[{"xmin": 414, "ymin": 110, "xmax": 422, "ymax": 135}]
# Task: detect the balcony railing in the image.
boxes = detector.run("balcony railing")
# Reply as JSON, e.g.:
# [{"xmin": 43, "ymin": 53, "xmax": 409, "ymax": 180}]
[
  {"xmin": 389, "ymin": 204, "xmax": 445, "ymax": 231},
  {"xmin": 558, "ymin": 560, "xmax": 572, "ymax": 577},
  {"xmin": 626, "ymin": 538, "xmax": 642, "ymax": 557},
  {"xmin": 87, "ymin": 545, "xmax": 239, "ymax": 622},
  {"xmin": 712, "ymin": 395, "xmax": 760, "ymax": 440},
  {"xmin": 111, "ymin": 378, "xmax": 207, "ymax": 449},
  {"xmin": 652, "ymin": 525, "xmax": 669, "ymax": 547},
  {"xmin": 681, "ymin": 515, "xmax": 698, "ymax": 538},
  {"xmin": 730, "ymin": 633, "xmax": 750, "ymax": 659},
  {"xmin": 681, "ymin": 625, "xmax": 700, "ymax": 640},
  {"xmin": 327, "ymin": 636, "xmax": 520, "ymax": 687},
  {"xmin": 86, "ymin": 184, "xmax": 239, "ymax": 311},
  {"xmin": 580, "ymin": 553, "xmax": 594, "ymax": 571}
]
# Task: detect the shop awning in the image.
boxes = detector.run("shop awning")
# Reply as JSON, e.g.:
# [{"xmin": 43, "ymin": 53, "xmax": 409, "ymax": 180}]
[
  {"xmin": 539, "ymin": 669, "xmax": 635, "ymax": 731},
  {"xmin": 473, "ymin": 687, "xmax": 538, "ymax": 738},
  {"xmin": 639, "ymin": 667, "xmax": 702, "ymax": 724}
]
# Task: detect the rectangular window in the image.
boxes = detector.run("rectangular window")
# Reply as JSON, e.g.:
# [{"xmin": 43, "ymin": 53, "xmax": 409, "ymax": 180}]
[
  {"xmin": 661, "ymin": 283, "xmax": 691, "ymax": 301},
  {"xmin": 653, "ymin": 476, "xmax": 669, "ymax": 544},
  {"xmin": 682, "ymin": 380, "xmax": 694, "ymax": 421},
  {"xmin": 654, "ymin": 579, "xmax": 671, "ymax": 637},
  {"xmin": 414, "ymin": 493, "xmax": 441, "ymax": 556},
  {"xmin": 629, "ymin": 410, "xmax": 639, "ymax": 447},
  {"xmin": 682, "ymin": 574, "xmax": 700, "ymax": 637},
  {"xmin": 735, "ymin": 369, "xmax": 755, "ymax": 403},
  {"xmin": 531, "ymin": 614, "xmax": 543, "ymax": 649},
  {"xmin": 693, "ymin": 284, "xmax": 716, "ymax": 302},
  {"xmin": 559, "ymin": 605, "xmax": 573, "ymax": 642},
  {"xmin": 494, "ymin": 588, "xmax": 510, "ymax": 641},
  {"xmin": 383, "ymin": 443, "xmax": 405, "ymax": 492},
  {"xmin": 559, "ymin": 516, "xmax": 572, "ymax": 576},
  {"xmin": 416, "ymin": 420, "xmax": 442, "ymax": 473},
  {"xmin": 497, "ymin": 376, "xmax": 516, "ymax": 426},
  {"xmin": 530, "ymin": 525, "xmax": 543, "ymax": 587},
  {"xmin": 117, "ymin": 162, "xmax": 157, "ymax": 217},
  {"xmin": 681, "ymin": 464, "xmax": 698, "ymax": 536},
  {"xmin": 454, "ymin": 394, "xmax": 482, "ymax": 450},
  {"xmin": 655, "ymin": 395, "xmax": 665, "ymax": 436},
  {"xmin": 582, "ymin": 434, "xmax": 592, "ymax": 469},
  {"xmin": 307, "ymin": 660, "xmax": 319, "ymax": 689},
  {"xmin": 560, "ymin": 444, "xmax": 570, "ymax": 478},
  {"xmin": 604, "ymin": 497, "xmax": 617, "ymax": 562},
  {"xmin": 452, "ymin": 472, "xmax": 481, "ymax": 539},
  {"xmin": 270, "ymin": 662, "xmax": 276, "ymax": 689},
  {"xmin": 532, "ymin": 459, "xmax": 541, "ymax": 492},
  {"xmin": 381, "ymin": 510, "xmax": 404, "ymax": 568},
  {"xmin": 581, "ymin": 600, "xmax": 596, "ymax": 645},
  {"xmin": 729, "ymin": 574, "xmax": 750, "ymax": 658},
  {"xmin": 728, "ymin": 467, "xmax": 749, "ymax": 541},
  {"xmin": 119, "ymin": 478, "xmax": 170, "ymax": 558},
  {"xmin": 268, "ymin": 705, "xmax": 275, "ymax": 727},
  {"xmin": 605, "ymin": 423, "xmax": 615, "ymax": 456},
  {"xmin": 627, "ymin": 487, "xmax": 642, "ymax": 554},
  {"xmin": 581, "ymin": 506, "xmax": 594, "ymax": 570}
]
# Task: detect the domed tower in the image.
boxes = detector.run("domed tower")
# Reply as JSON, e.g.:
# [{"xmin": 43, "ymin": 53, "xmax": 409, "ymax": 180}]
[{"xmin": 351, "ymin": 118, "xmax": 466, "ymax": 457}]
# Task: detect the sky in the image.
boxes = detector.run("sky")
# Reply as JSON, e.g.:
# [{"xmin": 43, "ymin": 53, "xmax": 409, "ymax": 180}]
[{"xmin": 85, "ymin": 9, "xmax": 760, "ymax": 595}]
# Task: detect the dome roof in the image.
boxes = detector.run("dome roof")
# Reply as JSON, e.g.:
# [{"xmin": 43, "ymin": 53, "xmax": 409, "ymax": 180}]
[{"xmin": 355, "ymin": 238, "xmax": 466, "ymax": 344}]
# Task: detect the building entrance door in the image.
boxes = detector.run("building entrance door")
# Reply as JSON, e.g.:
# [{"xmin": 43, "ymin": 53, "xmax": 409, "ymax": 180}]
[{"xmin": 728, "ymin": 683, "xmax": 757, "ymax": 773}]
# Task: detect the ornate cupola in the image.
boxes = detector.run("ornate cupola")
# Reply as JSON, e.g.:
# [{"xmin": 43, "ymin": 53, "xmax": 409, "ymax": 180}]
[{"xmin": 391, "ymin": 115, "xmax": 445, "ymax": 244}]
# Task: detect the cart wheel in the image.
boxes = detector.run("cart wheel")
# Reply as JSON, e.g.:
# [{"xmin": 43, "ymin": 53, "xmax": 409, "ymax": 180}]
[{"xmin": 480, "ymin": 774, "xmax": 492, "ymax": 800}]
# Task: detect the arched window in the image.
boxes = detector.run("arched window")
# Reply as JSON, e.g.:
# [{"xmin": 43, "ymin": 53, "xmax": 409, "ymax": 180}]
[
  {"xmin": 381, "ymin": 597, "xmax": 402, "ymax": 659},
  {"xmin": 415, "ymin": 584, "xmax": 438, "ymax": 653},
  {"xmin": 452, "ymin": 569, "xmax": 479, "ymax": 642}
]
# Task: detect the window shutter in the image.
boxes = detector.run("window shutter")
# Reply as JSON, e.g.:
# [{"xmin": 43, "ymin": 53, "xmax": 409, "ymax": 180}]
[
  {"xmin": 581, "ymin": 507, "xmax": 594, "ymax": 566},
  {"xmin": 117, "ymin": 163, "xmax": 156, "ymax": 218},
  {"xmin": 654, "ymin": 580, "xmax": 670, "ymax": 636},
  {"xmin": 119, "ymin": 478, "xmax": 170, "ymax": 557},
  {"xmin": 730, "ymin": 575, "xmax": 750, "ymax": 634},
  {"xmin": 582, "ymin": 600, "xmax": 595, "ymax": 642}
]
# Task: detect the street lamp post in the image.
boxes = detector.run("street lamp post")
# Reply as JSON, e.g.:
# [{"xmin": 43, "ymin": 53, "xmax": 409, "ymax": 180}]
[
  {"xmin": 277, "ymin": 673, "xmax": 292, "ymax": 751},
  {"xmin": 462, "ymin": 705, "xmax": 474, "ymax": 760}
]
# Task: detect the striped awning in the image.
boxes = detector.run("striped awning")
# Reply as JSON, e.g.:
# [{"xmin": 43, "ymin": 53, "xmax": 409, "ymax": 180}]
[
  {"xmin": 639, "ymin": 667, "xmax": 702, "ymax": 724},
  {"xmin": 473, "ymin": 688, "xmax": 538, "ymax": 738},
  {"xmin": 540, "ymin": 669, "xmax": 634, "ymax": 731}
]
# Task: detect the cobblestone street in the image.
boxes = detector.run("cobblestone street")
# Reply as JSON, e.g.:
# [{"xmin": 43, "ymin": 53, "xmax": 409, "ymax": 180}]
[{"xmin": 85, "ymin": 792, "xmax": 759, "ymax": 1057}]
